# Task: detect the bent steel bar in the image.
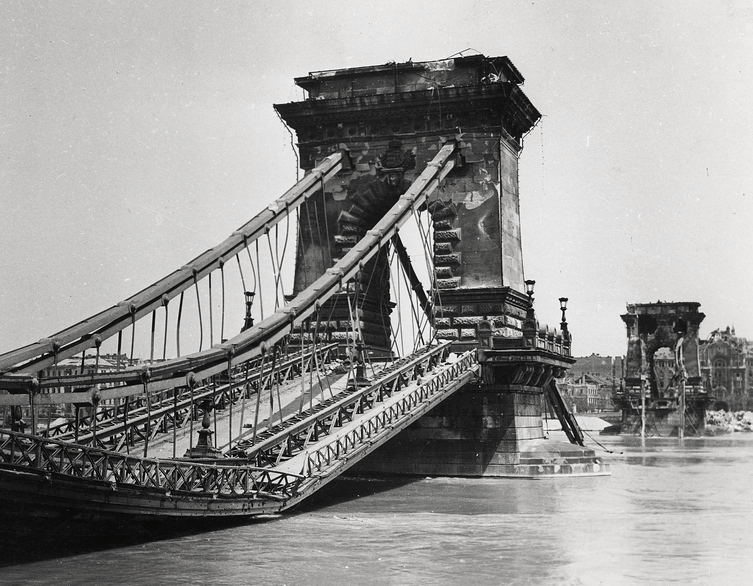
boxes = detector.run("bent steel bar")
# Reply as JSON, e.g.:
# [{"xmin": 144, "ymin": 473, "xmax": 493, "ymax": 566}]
[{"xmin": 0, "ymin": 152, "xmax": 344, "ymax": 375}]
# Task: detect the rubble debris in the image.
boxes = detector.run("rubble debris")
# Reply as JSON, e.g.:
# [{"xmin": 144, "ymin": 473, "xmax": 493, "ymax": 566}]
[{"xmin": 705, "ymin": 410, "xmax": 753, "ymax": 434}]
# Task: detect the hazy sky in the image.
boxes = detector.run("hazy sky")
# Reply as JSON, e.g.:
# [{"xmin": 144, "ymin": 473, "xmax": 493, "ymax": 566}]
[{"xmin": 1, "ymin": 1, "xmax": 751, "ymax": 358}]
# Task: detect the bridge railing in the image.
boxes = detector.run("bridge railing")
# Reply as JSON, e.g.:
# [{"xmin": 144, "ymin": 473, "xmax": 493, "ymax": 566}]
[
  {"xmin": 301, "ymin": 348, "xmax": 478, "ymax": 477},
  {"xmin": 531, "ymin": 325, "xmax": 571, "ymax": 357},
  {"xmin": 239, "ymin": 342, "xmax": 453, "ymax": 465},
  {"xmin": 0, "ymin": 429, "xmax": 303, "ymax": 499}
]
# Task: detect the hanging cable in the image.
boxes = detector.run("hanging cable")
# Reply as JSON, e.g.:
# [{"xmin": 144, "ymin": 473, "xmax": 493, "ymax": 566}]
[
  {"xmin": 266, "ymin": 229, "xmax": 281, "ymax": 310},
  {"xmin": 251, "ymin": 346, "xmax": 267, "ymax": 445},
  {"xmin": 143, "ymin": 377, "xmax": 151, "ymax": 458},
  {"xmin": 194, "ymin": 272, "xmax": 204, "ymax": 353},
  {"xmin": 412, "ymin": 206, "xmax": 440, "ymax": 344},
  {"xmin": 176, "ymin": 291, "xmax": 184, "ymax": 358},
  {"xmin": 313, "ymin": 304, "xmax": 334, "ymax": 400},
  {"xmin": 397, "ymin": 251, "xmax": 425, "ymax": 351},
  {"xmin": 345, "ymin": 293, "xmax": 360, "ymax": 386},
  {"xmin": 275, "ymin": 360, "xmax": 285, "ymax": 427},
  {"xmin": 162, "ymin": 296, "xmax": 169, "ymax": 361},
  {"xmin": 394, "ymin": 253, "xmax": 405, "ymax": 357},
  {"xmin": 172, "ymin": 387, "xmax": 178, "ymax": 459},
  {"xmin": 239, "ymin": 361, "xmax": 250, "ymax": 442},
  {"xmin": 236, "ymin": 252, "xmax": 247, "ymax": 293},
  {"xmin": 129, "ymin": 307, "xmax": 136, "ymax": 367},
  {"xmin": 321, "ymin": 177, "xmax": 334, "ymax": 267},
  {"xmin": 149, "ymin": 310, "xmax": 156, "ymax": 364},
  {"xmin": 298, "ymin": 320, "xmax": 308, "ymax": 414},
  {"xmin": 212, "ymin": 377, "xmax": 218, "ymax": 445},
  {"xmin": 255, "ymin": 240, "xmax": 263, "ymax": 319},
  {"xmin": 208, "ymin": 272, "xmax": 214, "ymax": 347},
  {"xmin": 274, "ymin": 210, "xmax": 292, "ymax": 303},
  {"xmin": 188, "ymin": 374, "xmax": 195, "ymax": 453},
  {"xmin": 267, "ymin": 345, "xmax": 277, "ymax": 425},
  {"xmin": 313, "ymin": 198, "xmax": 329, "ymax": 277},
  {"xmin": 220, "ymin": 261, "xmax": 226, "ymax": 343},
  {"xmin": 227, "ymin": 355, "xmax": 233, "ymax": 449}
]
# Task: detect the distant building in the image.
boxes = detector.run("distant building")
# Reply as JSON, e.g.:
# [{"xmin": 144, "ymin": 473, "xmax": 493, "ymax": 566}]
[
  {"xmin": 557, "ymin": 354, "xmax": 621, "ymax": 412},
  {"xmin": 35, "ymin": 353, "xmax": 138, "ymax": 418},
  {"xmin": 558, "ymin": 372, "xmax": 613, "ymax": 413},
  {"xmin": 569, "ymin": 354, "xmax": 623, "ymax": 382},
  {"xmin": 700, "ymin": 327, "xmax": 753, "ymax": 411},
  {"xmin": 40, "ymin": 354, "xmax": 122, "ymax": 393}
]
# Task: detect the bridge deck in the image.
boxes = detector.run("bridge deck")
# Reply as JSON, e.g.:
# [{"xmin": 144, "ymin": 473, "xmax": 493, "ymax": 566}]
[
  {"xmin": 0, "ymin": 142, "xmax": 487, "ymax": 520},
  {"xmin": 0, "ymin": 343, "xmax": 478, "ymax": 519}
]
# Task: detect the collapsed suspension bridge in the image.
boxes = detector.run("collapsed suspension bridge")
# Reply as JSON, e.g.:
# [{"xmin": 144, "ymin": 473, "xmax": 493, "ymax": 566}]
[{"xmin": 0, "ymin": 55, "xmax": 603, "ymax": 528}]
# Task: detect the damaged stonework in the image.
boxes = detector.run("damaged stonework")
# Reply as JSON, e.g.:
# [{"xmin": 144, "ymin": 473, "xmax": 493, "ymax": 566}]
[
  {"xmin": 614, "ymin": 301, "xmax": 713, "ymax": 435},
  {"xmin": 275, "ymin": 54, "xmax": 540, "ymax": 353},
  {"xmin": 273, "ymin": 55, "xmax": 597, "ymax": 478}
]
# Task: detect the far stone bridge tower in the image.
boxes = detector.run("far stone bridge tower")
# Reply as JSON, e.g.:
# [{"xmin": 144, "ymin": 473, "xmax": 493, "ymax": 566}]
[
  {"xmin": 615, "ymin": 301, "xmax": 712, "ymax": 435},
  {"xmin": 275, "ymin": 55, "xmax": 605, "ymax": 477}
]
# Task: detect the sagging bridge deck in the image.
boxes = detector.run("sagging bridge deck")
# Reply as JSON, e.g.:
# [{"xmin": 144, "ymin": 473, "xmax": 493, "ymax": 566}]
[
  {"xmin": 0, "ymin": 342, "xmax": 477, "ymax": 518},
  {"xmin": 0, "ymin": 143, "xmax": 478, "ymax": 521}
]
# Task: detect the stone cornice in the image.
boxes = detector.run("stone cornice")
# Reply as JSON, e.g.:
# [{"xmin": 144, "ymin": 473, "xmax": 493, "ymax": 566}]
[
  {"xmin": 437, "ymin": 287, "xmax": 530, "ymax": 312},
  {"xmin": 478, "ymin": 347, "xmax": 576, "ymax": 368},
  {"xmin": 295, "ymin": 55, "xmax": 526, "ymax": 92},
  {"xmin": 275, "ymin": 83, "xmax": 540, "ymax": 144}
]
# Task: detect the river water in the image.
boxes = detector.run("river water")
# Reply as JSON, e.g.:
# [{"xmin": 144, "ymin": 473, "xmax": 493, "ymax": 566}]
[{"xmin": 2, "ymin": 434, "xmax": 752, "ymax": 585}]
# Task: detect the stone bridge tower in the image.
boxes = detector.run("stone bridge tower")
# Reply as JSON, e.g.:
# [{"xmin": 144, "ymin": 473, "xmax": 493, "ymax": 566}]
[
  {"xmin": 275, "ymin": 55, "xmax": 605, "ymax": 477},
  {"xmin": 615, "ymin": 301, "xmax": 712, "ymax": 434}
]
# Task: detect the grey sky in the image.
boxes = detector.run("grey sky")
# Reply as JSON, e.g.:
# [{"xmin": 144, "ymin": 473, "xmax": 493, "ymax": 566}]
[{"xmin": 1, "ymin": 0, "xmax": 751, "ymax": 357}]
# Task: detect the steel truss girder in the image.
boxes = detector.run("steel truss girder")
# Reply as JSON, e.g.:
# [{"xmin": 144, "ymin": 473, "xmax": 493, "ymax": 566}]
[
  {"xmin": 242, "ymin": 342, "xmax": 459, "ymax": 467},
  {"xmin": 0, "ymin": 429, "xmax": 304, "ymax": 502},
  {"xmin": 44, "ymin": 344, "xmax": 338, "ymax": 451},
  {"xmin": 298, "ymin": 348, "xmax": 478, "ymax": 482}
]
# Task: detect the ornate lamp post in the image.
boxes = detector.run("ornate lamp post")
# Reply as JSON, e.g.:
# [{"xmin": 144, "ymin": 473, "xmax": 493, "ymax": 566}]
[
  {"xmin": 558, "ymin": 297, "xmax": 568, "ymax": 323},
  {"xmin": 559, "ymin": 297, "xmax": 570, "ymax": 353},
  {"xmin": 523, "ymin": 280, "xmax": 537, "ymax": 347},
  {"xmin": 242, "ymin": 291, "xmax": 255, "ymax": 332},
  {"xmin": 184, "ymin": 399, "xmax": 222, "ymax": 459},
  {"xmin": 559, "ymin": 297, "xmax": 569, "ymax": 332},
  {"xmin": 525, "ymin": 279, "xmax": 536, "ymax": 306}
]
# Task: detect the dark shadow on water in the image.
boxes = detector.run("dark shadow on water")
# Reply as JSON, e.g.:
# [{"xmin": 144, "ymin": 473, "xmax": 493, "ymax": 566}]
[
  {"xmin": 0, "ymin": 475, "xmax": 417, "ymax": 567},
  {"xmin": 0, "ymin": 513, "xmax": 277, "ymax": 568},
  {"xmin": 291, "ymin": 475, "xmax": 421, "ymax": 514}
]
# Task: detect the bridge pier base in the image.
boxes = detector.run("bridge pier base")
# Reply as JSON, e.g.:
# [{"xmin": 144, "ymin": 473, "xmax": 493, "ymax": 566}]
[{"xmin": 352, "ymin": 350, "xmax": 608, "ymax": 478}]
